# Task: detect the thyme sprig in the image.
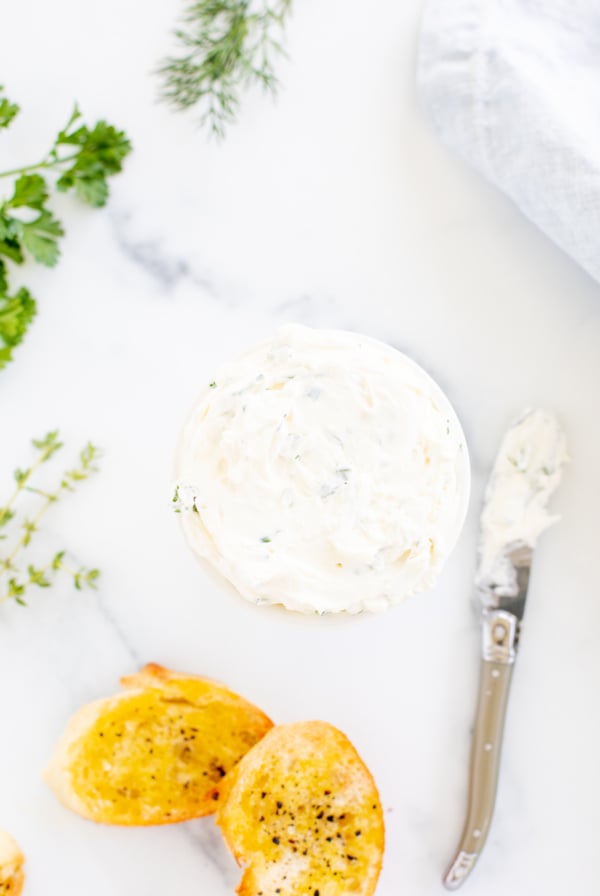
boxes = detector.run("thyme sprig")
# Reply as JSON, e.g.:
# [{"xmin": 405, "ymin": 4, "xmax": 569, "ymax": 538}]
[
  {"xmin": 0, "ymin": 431, "xmax": 101, "ymax": 607},
  {"xmin": 159, "ymin": 0, "xmax": 292, "ymax": 137}
]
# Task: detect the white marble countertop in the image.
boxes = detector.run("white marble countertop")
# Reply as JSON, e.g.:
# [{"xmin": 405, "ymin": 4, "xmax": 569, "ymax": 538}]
[{"xmin": 2, "ymin": 1, "xmax": 600, "ymax": 894}]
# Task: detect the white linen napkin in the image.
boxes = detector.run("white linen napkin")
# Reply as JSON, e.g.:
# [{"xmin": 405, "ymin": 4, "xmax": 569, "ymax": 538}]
[{"xmin": 417, "ymin": 0, "xmax": 600, "ymax": 283}]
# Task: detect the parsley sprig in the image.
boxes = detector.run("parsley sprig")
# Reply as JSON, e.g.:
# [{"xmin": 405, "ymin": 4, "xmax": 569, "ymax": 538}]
[
  {"xmin": 0, "ymin": 86, "xmax": 132, "ymax": 370},
  {"xmin": 0, "ymin": 431, "xmax": 101, "ymax": 607},
  {"xmin": 159, "ymin": 0, "xmax": 292, "ymax": 137}
]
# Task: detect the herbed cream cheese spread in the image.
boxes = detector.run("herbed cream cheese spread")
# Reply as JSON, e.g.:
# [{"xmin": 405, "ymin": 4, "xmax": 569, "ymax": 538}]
[
  {"xmin": 477, "ymin": 409, "xmax": 568, "ymax": 594},
  {"xmin": 176, "ymin": 325, "xmax": 469, "ymax": 614}
]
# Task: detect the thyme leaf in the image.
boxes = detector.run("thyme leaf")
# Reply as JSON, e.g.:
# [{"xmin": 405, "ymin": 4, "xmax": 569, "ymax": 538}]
[{"xmin": 0, "ymin": 432, "xmax": 101, "ymax": 607}]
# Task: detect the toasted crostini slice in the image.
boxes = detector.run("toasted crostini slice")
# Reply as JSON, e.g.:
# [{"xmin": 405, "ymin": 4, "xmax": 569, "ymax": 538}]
[
  {"xmin": 0, "ymin": 830, "xmax": 24, "ymax": 895},
  {"xmin": 217, "ymin": 721, "xmax": 385, "ymax": 896},
  {"xmin": 45, "ymin": 663, "xmax": 273, "ymax": 826}
]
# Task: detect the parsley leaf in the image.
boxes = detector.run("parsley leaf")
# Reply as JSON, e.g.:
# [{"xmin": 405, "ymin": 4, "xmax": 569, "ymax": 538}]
[
  {"xmin": 0, "ymin": 86, "xmax": 19, "ymax": 130},
  {"xmin": 2, "ymin": 175, "xmax": 63, "ymax": 265},
  {"xmin": 8, "ymin": 174, "xmax": 49, "ymax": 210},
  {"xmin": 0, "ymin": 213, "xmax": 24, "ymax": 264},
  {"xmin": 16, "ymin": 209, "xmax": 64, "ymax": 267},
  {"xmin": 0, "ymin": 97, "xmax": 131, "ymax": 368},
  {"xmin": 0, "ymin": 287, "xmax": 36, "ymax": 369},
  {"xmin": 55, "ymin": 117, "xmax": 132, "ymax": 208}
]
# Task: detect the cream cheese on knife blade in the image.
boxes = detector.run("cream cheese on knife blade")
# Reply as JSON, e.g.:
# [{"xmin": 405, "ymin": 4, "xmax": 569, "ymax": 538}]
[
  {"xmin": 176, "ymin": 325, "xmax": 469, "ymax": 614},
  {"xmin": 477, "ymin": 409, "xmax": 568, "ymax": 596}
]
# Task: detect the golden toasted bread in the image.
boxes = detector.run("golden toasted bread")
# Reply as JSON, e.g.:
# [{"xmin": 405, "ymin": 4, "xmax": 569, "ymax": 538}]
[
  {"xmin": 217, "ymin": 721, "xmax": 385, "ymax": 896},
  {"xmin": 0, "ymin": 830, "xmax": 24, "ymax": 895},
  {"xmin": 45, "ymin": 663, "xmax": 273, "ymax": 826}
]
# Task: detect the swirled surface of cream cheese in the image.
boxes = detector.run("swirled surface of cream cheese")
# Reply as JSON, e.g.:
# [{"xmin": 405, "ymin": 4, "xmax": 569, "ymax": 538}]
[
  {"xmin": 176, "ymin": 325, "xmax": 469, "ymax": 614},
  {"xmin": 477, "ymin": 409, "xmax": 568, "ymax": 594}
]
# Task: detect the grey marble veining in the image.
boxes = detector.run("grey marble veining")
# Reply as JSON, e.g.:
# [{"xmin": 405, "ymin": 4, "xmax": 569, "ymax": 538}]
[{"xmin": 1, "ymin": 0, "xmax": 599, "ymax": 894}]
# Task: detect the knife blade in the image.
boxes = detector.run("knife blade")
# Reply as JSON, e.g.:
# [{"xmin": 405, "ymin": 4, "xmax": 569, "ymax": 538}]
[{"xmin": 443, "ymin": 409, "xmax": 567, "ymax": 890}]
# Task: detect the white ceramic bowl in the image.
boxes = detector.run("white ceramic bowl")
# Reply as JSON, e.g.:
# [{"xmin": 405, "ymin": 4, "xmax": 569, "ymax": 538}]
[{"xmin": 176, "ymin": 326, "xmax": 471, "ymax": 616}]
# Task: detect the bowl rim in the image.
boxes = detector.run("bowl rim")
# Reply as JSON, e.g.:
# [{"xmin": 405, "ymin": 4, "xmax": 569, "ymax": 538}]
[{"xmin": 175, "ymin": 324, "xmax": 472, "ymax": 616}]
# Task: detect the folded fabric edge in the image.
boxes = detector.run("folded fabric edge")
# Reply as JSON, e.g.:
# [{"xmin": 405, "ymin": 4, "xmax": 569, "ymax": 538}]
[{"xmin": 416, "ymin": 0, "xmax": 493, "ymax": 179}]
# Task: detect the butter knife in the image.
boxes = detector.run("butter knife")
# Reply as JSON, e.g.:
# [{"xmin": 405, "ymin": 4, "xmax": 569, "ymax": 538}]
[{"xmin": 443, "ymin": 409, "xmax": 567, "ymax": 890}]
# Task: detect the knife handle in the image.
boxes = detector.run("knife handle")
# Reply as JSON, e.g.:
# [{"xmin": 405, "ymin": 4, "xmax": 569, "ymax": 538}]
[{"xmin": 443, "ymin": 611, "xmax": 518, "ymax": 890}]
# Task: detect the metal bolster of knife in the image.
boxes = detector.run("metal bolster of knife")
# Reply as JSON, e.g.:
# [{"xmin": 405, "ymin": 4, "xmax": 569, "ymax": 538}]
[{"xmin": 481, "ymin": 609, "xmax": 518, "ymax": 664}]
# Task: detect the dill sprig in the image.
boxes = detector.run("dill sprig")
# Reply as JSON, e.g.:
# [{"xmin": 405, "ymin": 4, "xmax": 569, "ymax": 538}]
[
  {"xmin": 158, "ymin": 0, "xmax": 292, "ymax": 137},
  {"xmin": 0, "ymin": 431, "xmax": 101, "ymax": 607}
]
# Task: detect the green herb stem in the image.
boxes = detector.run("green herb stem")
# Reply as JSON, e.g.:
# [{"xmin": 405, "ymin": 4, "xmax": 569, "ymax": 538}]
[
  {"xmin": 0, "ymin": 432, "xmax": 101, "ymax": 608},
  {"xmin": 0, "ymin": 433, "xmax": 62, "ymax": 528},
  {"xmin": 0, "ymin": 87, "xmax": 132, "ymax": 370},
  {"xmin": 0, "ymin": 153, "xmax": 81, "ymax": 181},
  {"xmin": 0, "ymin": 491, "xmax": 58, "ymax": 573}
]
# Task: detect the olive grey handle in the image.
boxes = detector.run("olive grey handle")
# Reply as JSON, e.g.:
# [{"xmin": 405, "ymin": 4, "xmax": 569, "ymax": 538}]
[{"xmin": 443, "ymin": 658, "xmax": 514, "ymax": 889}]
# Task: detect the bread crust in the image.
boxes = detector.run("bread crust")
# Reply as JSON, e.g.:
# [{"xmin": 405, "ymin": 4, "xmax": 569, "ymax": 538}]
[
  {"xmin": 217, "ymin": 721, "xmax": 385, "ymax": 896},
  {"xmin": 45, "ymin": 664, "xmax": 273, "ymax": 826},
  {"xmin": 0, "ymin": 830, "xmax": 25, "ymax": 895}
]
